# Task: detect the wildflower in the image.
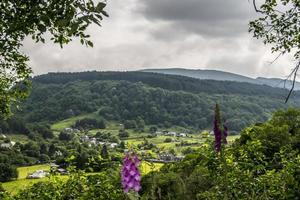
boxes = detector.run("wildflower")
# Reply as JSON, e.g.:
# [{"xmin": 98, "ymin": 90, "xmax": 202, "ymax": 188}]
[
  {"xmin": 213, "ymin": 103, "xmax": 228, "ymax": 151},
  {"xmin": 121, "ymin": 152, "xmax": 141, "ymax": 193}
]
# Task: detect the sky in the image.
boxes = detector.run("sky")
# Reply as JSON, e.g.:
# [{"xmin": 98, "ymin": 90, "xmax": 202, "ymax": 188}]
[{"xmin": 22, "ymin": 0, "xmax": 296, "ymax": 79}]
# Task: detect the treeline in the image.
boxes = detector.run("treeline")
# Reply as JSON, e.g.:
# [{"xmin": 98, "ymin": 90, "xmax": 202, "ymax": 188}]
[
  {"xmin": 32, "ymin": 71, "xmax": 299, "ymax": 98},
  {"xmin": 16, "ymin": 73, "xmax": 300, "ymax": 131},
  {"xmin": 73, "ymin": 118, "xmax": 106, "ymax": 130}
]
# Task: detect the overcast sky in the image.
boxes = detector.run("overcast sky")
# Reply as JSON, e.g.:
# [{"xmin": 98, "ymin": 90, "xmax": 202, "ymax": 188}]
[{"xmin": 22, "ymin": 0, "xmax": 296, "ymax": 79}]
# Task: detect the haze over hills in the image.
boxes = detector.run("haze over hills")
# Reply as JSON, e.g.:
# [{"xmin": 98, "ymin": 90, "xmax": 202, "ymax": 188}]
[{"xmin": 141, "ymin": 68, "xmax": 300, "ymax": 90}]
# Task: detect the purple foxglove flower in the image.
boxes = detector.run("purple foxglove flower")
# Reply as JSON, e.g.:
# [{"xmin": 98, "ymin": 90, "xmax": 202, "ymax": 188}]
[
  {"xmin": 121, "ymin": 152, "xmax": 141, "ymax": 193},
  {"xmin": 213, "ymin": 104, "xmax": 228, "ymax": 152}
]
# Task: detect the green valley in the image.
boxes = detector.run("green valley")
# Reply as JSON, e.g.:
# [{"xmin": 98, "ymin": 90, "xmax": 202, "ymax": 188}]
[{"xmin": 0, "ymin": 72, "xmax": 300, "ymax": 199}]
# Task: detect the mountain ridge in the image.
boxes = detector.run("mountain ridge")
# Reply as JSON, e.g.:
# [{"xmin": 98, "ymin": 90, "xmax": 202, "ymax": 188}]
[{"xmin": 141, "ymin": 68, "xmax": 300, "ymax": 90}]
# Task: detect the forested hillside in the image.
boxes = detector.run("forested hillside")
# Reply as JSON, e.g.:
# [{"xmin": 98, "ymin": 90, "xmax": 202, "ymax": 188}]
[{"xmin": 12, "ymin": 71, "xmax": 300, "ymax": 132}]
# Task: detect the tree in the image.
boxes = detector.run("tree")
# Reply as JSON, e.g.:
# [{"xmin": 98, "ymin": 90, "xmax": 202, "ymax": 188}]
[
  {"xmin": 136, "ymin": 117, "xmax": 145, "ymax": 132},
  {"xmin": 149, "ymin": 126, "xmax": 158, "ymax": 134},
  {"xmin": 249, "ymin": 0, "xmax": 300, "ymax": 102},
  {"xmin": 118, "ymin": 129, "xmax": 129, "ymax": 139},
  {"xmin": 0, "ymin": 0, "xmax": 108, "ymax": 117},
  {"xmin": 0, "ymin": 163, "xmax": 18, "ymax": 182},
  {"xmin": 100, "ymin": 144, "xmax": 109, "ymax": 159},
  {"xmin": 59, "ymin": 132, "xmax": 74, "ymax": 141},
  {"xmin": 124, "ymin": 120, "xmax": 137, "ymax": 129}
]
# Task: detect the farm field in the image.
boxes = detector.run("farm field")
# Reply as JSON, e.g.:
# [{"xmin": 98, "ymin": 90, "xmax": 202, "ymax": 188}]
[
  {"xmin": 50, "ymin": 114, "xmax": 240, "ymax": 153},
  {"xmin": 140, "ymin": 162, "xmax": 164, "ymax": 175},
  {"xmin": 17, "ymin": 164, "xmax": 50, "ymax": 179},
  {"xmin": 2, "ymin": 161, "xmax": 163, "ymax": 195},
  {"xmin": 2, "ymin": 113, "xmax": 240, "ymax": 196},
  {"xmin": 50, "ymin": 112, "xmax": 100, "ymax": 132},
  {"xmin": 2, "ymin": 164, "xmax": 51, "ymax": 195}
]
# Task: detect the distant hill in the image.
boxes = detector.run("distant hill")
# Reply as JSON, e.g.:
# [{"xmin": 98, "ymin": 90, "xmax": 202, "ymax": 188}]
[
  {"xmin": 14, "ymin": 71, "xmax": 300, "ymax": 132},
  {"xmin": 141, "ymin": 68, "xmax": 300, "ymax": 90},
  {"xmin": 256, "ymin": 77, "xmax": 300, "ymax": 90}
]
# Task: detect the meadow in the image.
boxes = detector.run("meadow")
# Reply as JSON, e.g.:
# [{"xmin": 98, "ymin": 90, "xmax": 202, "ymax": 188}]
[
  {"xmin": 2, "ymin": 161, "xmax": 163, "ymax": 195},
  {"xmin": 2, "ymin": 164, "xmax": 51, "ymax": 195}
]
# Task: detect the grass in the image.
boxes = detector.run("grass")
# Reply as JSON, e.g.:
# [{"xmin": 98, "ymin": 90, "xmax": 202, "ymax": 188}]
[
  {"xmin": 140, "ymin": 161, "xmax": 164, "ymax": 175},
  {"xmin": 2, "ymin": 178, "xmax": 49, "ymax": 195},
  {"xmin": 2, "ymin": 161, "xmax": 163, "ymax": 195},
  {"xmin": 2, "ymin": 164, "xmax": 51, "ymax": 195},
  {"xmin": 0, "ymin": 134, "xmax": 29, "ymax": 144},
  {"xmin": 227, "ymin": 135, "xmax": 240, "ymax": 142},
  {"xmin": 17, "ymin": 164, "xmax": 50, "ymax": 179},
  {"xmin": 51, "ymin": 112, "xmax": 99, "ymax": 131}
]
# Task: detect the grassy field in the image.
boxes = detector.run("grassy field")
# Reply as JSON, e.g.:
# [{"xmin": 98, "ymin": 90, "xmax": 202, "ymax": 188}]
[
  {"xmin": 3, "ymin": 177, "xmax": 49, "ymax": 195},
  {"xmin": 51, "ymin": 112, "xmax": 99, "ymax": 131},
  {"xmin": 17, "ymin": 164, "xmax": 50, "ymax": 179},
  {"xmin": 0, "ymin": 134, "xmax": 29, "ymax": 144},
  {"xmin": 2, "ymin": 161, "xmax": 163, "ymax": 195},
  {"xmin": 88, "ymin": 125, "xmax": 239, "ymax": 153},
  {"xmin": 2, "ymin": 164, "xmax": 51, "ymax": 195},
  {"xmin": 140, "ymin": 162, "xmax": 164, "ymax": 175}
]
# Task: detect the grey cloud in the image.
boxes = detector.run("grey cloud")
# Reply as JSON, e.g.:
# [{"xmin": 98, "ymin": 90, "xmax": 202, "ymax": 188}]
[
  {"xmin": 207, "ymin": 54, "xmax": 262, "ymax": 78},
  {"xmin": 20, "ymin": 0, "xmax": 294, "ymax": 80},
  {"xmin": 137, "ymin": 0, "xmax": 255, "ymax": 38}
]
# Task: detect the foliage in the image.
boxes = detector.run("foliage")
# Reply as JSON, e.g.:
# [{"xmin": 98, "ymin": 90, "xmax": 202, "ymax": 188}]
[
  {"xmin": 250, "ymin": 0, "xmax": 300, "ymax": 59},
  {"xmin": 0, "ymin": 117, "xmax": 29, "ymax": 135},
  {"xmin": 0, "ymin": 0, "xmax": 108, "ymax": 117},
  {"xmin": 74, "ymin": 117, "xmax": 106, "ymax": 130},
  {"xmin": 100, "ymin": 144, "xmax": 109, "ymax": 159},
  {"xmin": 141, "ymin": 108, "xmax": 300, "ymax": 199},
  {"xmin": 12, "ymin": 171, "xmax": 125, "ymax": 200},
  {"xmin": 0, "ymin": 163, "xmax": 17, "ymax": 182},
  {"xmin": 15, "ymin": 72, "xmax": 300, "ymax": 132},
  {"xmin": 249, "ymin": 0, "xmax": 300, "ymax": 101},
  {"xmin": 3, "ymin": 108, "xmax": 300, "ymax": 199},
  {"xmin": 119, "ymin": 130, "xmax": 130, "ymax": 139},
  {"xmin": 164, "ymin": 138, "xmax": 172, "ymax": 143}
]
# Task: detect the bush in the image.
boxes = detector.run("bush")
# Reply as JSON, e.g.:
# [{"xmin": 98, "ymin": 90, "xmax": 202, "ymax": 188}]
[
  {"xmin": 58, "ymin": 132, "xmax": 74, "ymax": 141},
  {"xmin": 164, "ymin": 138, "xmax": 172, "ymax": 143},
  {"xmin": 118, "ymin": 130, "xmax": 129, "ymax": 138},
  {"xmin": 14, "ymin": 171, "xmax": 125, "ymax": 200},
  {"xmin": 74, "ymin": 118, "xmax": 106, "ymax": 130},
  {"xmin": 123, "ymin": 120, "xmax": 137, "ymax": 129},
  {"xmin": 0, "ymin": 163, "xmax": 17, "ymax": 182}
]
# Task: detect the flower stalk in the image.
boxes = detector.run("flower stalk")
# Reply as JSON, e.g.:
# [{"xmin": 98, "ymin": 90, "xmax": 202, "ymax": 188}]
[{"xmin": 121, "ymin": 152, "xmax": 141, "ymax": 194}]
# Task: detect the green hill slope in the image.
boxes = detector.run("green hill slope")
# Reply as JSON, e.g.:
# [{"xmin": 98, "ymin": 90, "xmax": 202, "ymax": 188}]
[{"xmin": 14, "ymin": 71, "xmax": 300, "ymax": 132}]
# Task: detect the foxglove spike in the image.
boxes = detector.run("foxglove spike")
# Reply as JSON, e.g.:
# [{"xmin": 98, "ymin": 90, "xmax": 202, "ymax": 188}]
[{"xmin": 121, "ymin": 152, "xmax": 141, "ymax": 193}]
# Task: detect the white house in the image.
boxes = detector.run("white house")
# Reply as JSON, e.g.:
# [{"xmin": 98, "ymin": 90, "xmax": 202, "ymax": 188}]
[
  {"xmin": 166, "ymin": 132, "xmax": 177, "ymax": 137},
  {"xmin": 90, "ymin": 138, "xmax": 97, "ymax": 145},
  {"xmin": 0, "ymin": 141, "xmax": 15, "ymax": 149},
  {"xmin": 27, "ymin": 170, "xmax": 49, "ymax": 179},
  {"xmin": 110, "ymin": 143, "xmax": 118, "ymax": 148},
  {"xmin": 178, "ymin": 133, "xmax": 187, "ymax": 137}
]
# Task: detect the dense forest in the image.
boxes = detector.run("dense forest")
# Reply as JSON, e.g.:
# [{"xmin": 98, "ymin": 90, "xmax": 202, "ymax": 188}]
[{"xmin": 10, "ymin": 71, "xmax": 300, "ymax": 132}]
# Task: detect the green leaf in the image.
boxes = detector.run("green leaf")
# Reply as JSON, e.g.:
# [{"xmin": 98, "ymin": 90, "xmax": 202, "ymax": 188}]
[
  {"xmin": 96, "ymin": 2, "xmax": 106, "ymax": 12},
  {"xmin": 87, "ymin": 41, "xmax": 93, "ymax": 47}
]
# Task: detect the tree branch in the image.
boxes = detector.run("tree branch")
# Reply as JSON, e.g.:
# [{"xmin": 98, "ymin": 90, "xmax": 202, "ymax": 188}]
[
  {"xmin": 251, "ymin": 0, "xmax": 264, "ymax": 13},
  {"xmin": 285, "ymin": 61, "xmax": 300, "ymax": 103}
]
